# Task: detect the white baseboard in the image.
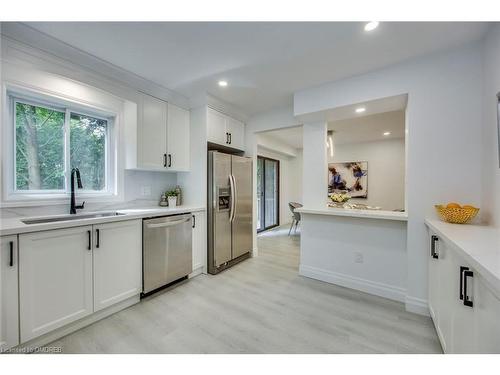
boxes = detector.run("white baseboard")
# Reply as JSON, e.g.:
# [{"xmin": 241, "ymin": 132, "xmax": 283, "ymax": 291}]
[
  {"xmin": 299, "ymin": 264, "xmax": 406, "ymax": 303},
  {"xmin": 189, "ymin": 263, "xmax": 205, "ymax": 278},
  {"xmin": 405, "ymin": 295, "xmax": 430, "ymax": 316}
]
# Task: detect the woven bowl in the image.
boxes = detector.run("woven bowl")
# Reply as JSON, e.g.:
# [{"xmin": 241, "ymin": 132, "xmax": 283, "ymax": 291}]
[{"xmin": 435, "ymin": 205, "xmax": 479, "ymax": 224}]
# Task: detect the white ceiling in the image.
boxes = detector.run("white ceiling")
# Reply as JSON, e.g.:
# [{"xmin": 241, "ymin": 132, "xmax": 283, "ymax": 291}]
[
  {"xmin": 24, "ymin": 22, "xmax": 489, "ymax": 115},
  {"xmin": 260, "ymin": 126, "xmax": 304, "ymax": 149},
  {"xmin": 257, "ymin": 110, "xmax": 405, "ymax": 149},
  {"xmin": 329, "ymin": 110, "xmax": 405, "ymax": 145}
]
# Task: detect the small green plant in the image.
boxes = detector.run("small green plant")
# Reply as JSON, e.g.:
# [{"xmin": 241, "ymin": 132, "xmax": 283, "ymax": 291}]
[{"xmin": 165, "ymin": 189, "xmax": 178, "ymax": 197}]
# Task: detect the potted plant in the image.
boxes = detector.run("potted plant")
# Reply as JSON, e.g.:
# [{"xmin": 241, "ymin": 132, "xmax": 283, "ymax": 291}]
[{"xmin": 165, "ymin": 190, "xmax": 178, "ymax": 208}]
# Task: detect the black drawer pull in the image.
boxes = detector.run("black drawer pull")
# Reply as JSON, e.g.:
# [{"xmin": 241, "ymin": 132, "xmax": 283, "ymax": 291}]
[
  {"xmin": 463, "ymin": 270, "xmax": 474, "ymax": 307},
  {"xmin": 163, "ymin": 153, "xmax": 167, "ymax": 167},
  {"xmin": 228, "ymin": 133, "xmax": 232, "ymax": 144},
  {"xmin": 96, "ymin": 229, "xmax": 100, "ymax": 248},
  {"xmin": 87, "ymin": 230, "xmax": 92, "ymax": 250},
  {"xmin": 9, "ymin": 241, "xmax": 14, "ymax": 267},
  {"xmin": 459, "ymin": 266, "xmax": 469, "ymax": 300},
  {"xmin": 192, "ymin": 215, "xmax": 196, "ymax": 228},
  {"xmin": 430, "ymin": 235, "xmax": 439, "ymax": 259},
  {"xmin": 168, "ymin": 154, "xmax": 172, "ymax": 168}
]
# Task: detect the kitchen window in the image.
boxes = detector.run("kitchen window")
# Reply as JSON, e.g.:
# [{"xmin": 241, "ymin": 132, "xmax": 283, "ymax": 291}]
[{"xmin": 7, "ymin": 95, "xmax": 115, "ymax": 201}]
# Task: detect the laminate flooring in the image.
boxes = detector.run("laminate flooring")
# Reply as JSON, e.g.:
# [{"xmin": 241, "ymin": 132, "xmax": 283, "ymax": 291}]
[{"xmin": 46, "ymin": 225, "xmax": 442, "ymax": 353}]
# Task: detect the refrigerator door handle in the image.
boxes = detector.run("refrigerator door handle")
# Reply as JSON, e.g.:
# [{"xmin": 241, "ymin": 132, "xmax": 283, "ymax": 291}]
[{"xmin": 229, "ymin": 174, "xmax": 236, "ymax": 222}]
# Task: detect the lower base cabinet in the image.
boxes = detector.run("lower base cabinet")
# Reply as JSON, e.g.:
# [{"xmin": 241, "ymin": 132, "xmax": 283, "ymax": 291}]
[
  {"xmin": 93, "ymin": 220, "xmax": 142, "ymax": 311},
  {"xmin": 1, "ymin": 236, "xmax": 19, "ymax": 351},
  {"xmin": 19, "ymin": 219, "xmax": 142, "ymax": 343},
  {"xmin": 191, "ymin": 212, "xmax": 206, "ymax": 273},
  {"xmin": 19, "ymin": 226, "xmax": 94, "ymax": 342},
  {"xmin": 428, "ymin": 229, "xmax": 500, "ymax": 353}
]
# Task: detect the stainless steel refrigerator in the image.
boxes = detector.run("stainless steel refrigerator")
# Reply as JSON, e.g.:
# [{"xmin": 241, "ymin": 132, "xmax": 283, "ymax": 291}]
[{"xmin": 208, "ymin": 151, "xmax": 253, "ymax": 274}]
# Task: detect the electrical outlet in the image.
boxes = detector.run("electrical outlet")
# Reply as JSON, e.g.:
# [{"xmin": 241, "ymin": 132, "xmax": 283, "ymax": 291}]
[
  {"xmin": 141, "ymin": 185, "xmax": 152, "ymax": 196},
  {"xmin": 354, "ymin": 252, "xmax": 364, "ymax": 264}
]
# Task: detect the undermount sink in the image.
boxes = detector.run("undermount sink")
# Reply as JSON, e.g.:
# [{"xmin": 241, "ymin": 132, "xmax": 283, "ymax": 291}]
[{"xmin": 21, "ymin": 211, "xmax": 126, "ymax": 225}]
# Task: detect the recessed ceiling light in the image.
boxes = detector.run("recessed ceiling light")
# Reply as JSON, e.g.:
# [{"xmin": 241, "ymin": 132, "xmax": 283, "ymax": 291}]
[
  {"xmin": 355, "ymin": 107, "xmax": 366, "ymax": 113},
  {"xmin": 364, "ymin": 22, "xmax": 379, "ymax": 32},
  {"xmin": 383, "ymin": 131, "xmax": 391, "ymax": 136},
  {"xmin": 218, "ymin": 80, "xmax": 228, "ymax": 87}
]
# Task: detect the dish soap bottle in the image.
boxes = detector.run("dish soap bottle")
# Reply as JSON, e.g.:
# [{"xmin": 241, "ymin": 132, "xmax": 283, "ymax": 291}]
[{"xmin": 175, "ymin": 185, "xmax": 182, "ymax": 206}]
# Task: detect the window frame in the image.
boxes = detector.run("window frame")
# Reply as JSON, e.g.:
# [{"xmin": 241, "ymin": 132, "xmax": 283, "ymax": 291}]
[{"xmin": 4, "ymin": 90, "xmax": 118, "ymax": 204}]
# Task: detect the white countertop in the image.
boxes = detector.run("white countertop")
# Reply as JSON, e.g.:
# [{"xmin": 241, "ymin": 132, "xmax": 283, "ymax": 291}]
[
  {"xmin": 296, "ymin": 206, "xmax": 408, "ymax": 221},
  {"xmin": 0, "ymin": 205, "xmax": 205, "ymax": 236},
  {"xmin": 425, "ymin": 219, "xmax": 500, "ymax": 296}
]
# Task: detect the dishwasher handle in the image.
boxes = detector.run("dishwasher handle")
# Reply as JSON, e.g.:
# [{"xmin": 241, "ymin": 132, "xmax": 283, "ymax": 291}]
[{"xmin": 145, "ymin": 217, "xmax": 191, "ymax": 229}]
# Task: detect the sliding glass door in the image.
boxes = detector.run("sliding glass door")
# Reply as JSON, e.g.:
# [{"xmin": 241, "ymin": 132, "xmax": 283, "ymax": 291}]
[{"xmin": 257, "ymin": 156, "xmax": 279, "ymax": 232}]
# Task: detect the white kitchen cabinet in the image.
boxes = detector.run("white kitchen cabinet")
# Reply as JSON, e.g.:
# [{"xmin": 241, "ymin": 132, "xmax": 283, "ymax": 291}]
[
  {"xmin": 19, "ymin": 226, "xmax": 93, "ymax": 342},
  {"xmin": 140, "ymin": 93, "xmax": 168, "ymax": 169},
  {"xmin": 0, "ymin": 236, "xmax": 19, "ymax": 351},
  {"xmin": 207, "ymin": 107, "xmax": 227, "ymax": 145},
  {"xmin": 93, "ymin": 220, "xmax": 142, "ymax": 311},
  {"xmin": 207, "ymin": 107, "xmax": 245, "ymax": 150},
  {"xmin": 131, "ymin": 92, "xmax": 190, "ymax": 171},
  {"xmin": 191, "ymin": 212, "xmax": 206, "ymax": 274},
  {"xmin": 167, "ymin": 103, "xmax": 190, "ymax": 171},
  {"xmin": 427, "ymin": 230, "xmax": 500, "ymax": 354},
  {"xmin": 225, "ymin": 116, "xmax": 245, "ymax": 150},
  {"xmin": 475, "ymin": 274, "xmax": 500, "ymax": 353}
]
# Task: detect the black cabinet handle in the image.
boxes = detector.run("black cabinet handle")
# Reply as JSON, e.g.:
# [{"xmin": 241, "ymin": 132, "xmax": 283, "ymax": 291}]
[
  {"xmin": 192, "ymin": 215, "xmax": 196, "ymax": 228},
  {"xmin": 226, "ymin": 132, "xmax": 229, "ymax": 144},
  {"xmin": 9, "ymin": 241, "xmax": 14, "ymax": 267},
  {"xmin": 463, "ymin": 270, "xmax": 474, "ymax": 307},
  {"xmin": 228, "ymin": 133, "xmax": 232, "ymax": 144},
  {"xmin": 87, "ymin": 230, "xmax": 92, "ymax": 250},
  {"xmin": 168, "ymin": 154, "xmax": 172, "ymax": 168},
  {"xmin": 430, "ymin": 235, "xmax": 439, "ymax": 259},
  {"xmin": 459, "ymin": 266, "xmax": 469, "ymax": 300},
  {"xmin": 96, "ymin": 229, "xmax": 100, "ymax": 248},
  {"xmin": 163, "ymin": 153, "xmax": 167, "ymax": 167}
]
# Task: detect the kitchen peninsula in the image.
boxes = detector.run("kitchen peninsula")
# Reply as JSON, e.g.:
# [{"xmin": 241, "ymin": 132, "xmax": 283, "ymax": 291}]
[{"xmin": 297, "ymin": 206, "xmax": 409, "ymax": 309}]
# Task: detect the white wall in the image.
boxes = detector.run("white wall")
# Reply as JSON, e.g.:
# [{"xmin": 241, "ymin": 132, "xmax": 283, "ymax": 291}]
[
  {"xmin": 294, "ymin": 44, "xmax": 483, "ymax": 314},
  {"xmin": 257, "ymin": 145, "xmax": 303, "ymax": 226},
  {"xmin": 329, "ymin": 138, "xmax": 405, "ymax": 211},
  {"xmin": 481, "ymin": 24, "xmax": 500, "ymax": 228}
]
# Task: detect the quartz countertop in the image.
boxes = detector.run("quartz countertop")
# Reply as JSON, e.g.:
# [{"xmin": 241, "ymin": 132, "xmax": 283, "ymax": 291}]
[
  {"xmin": 0, "ymin": 205, "xmax": 205, "ymax": 236},
  {"xmin": 425, "ymin": 218, "xmax": 500, "ymax": 297},
  {"xmin": 296, "ymin": 206, "xmax": 408, "ymax": 221}
]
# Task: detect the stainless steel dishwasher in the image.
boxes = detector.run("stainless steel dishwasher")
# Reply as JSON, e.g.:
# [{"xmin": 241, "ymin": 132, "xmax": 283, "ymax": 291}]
[{"xmin": 143, "ymin": 214, "xmax": 193, "ymax": 294}]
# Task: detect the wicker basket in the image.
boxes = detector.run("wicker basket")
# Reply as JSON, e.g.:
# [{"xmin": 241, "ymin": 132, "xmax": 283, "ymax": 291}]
[{"xmin": 435, "ymin": 205, "xmax": 479, "ymax": 224}]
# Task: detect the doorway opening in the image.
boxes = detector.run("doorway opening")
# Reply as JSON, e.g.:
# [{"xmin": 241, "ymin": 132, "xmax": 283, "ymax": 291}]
[{"xmin": 257, "ymin": 155, "xmax": 280, "ymax": 232}]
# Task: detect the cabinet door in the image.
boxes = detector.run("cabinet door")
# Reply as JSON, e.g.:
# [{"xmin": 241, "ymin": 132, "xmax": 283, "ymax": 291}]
[
  {"xmin": 436, "ymin": 238, "xmax": 455, "ymax": 353},
  {"xmin": 0, "ymin": 236, "xmax": 19, "ymax": 351},
  {"xmin": 207, "ymin": 108, "xmax": 227, "ymax": 145},
  {"xmin": 191, "ymin": 212, "xmax": 206, "ymax": 274},
  {"xmin": 428, "ymin": 233, "xmax": 440, "ymax": 323},
  {"xmin": 450, "ymin": 254, "xmax": 476, "ymax": 353},
  {"xmin": 226, "ymin": 117, "xmax": 245, "ymax": 150},
  {"xmin": 19, "ymin": 227, "xmax": 93, "ymax": 342},
  {"xmin": 140, "ymin": 93, "xmax": 168, "ymax": 169},
  {"xmin": 474, "ymin": 274, "xmax": 500, "ymax": 353},
  {"xmin": 93, "ymin": 220, "xmax": 142, "ymax": 312},
  {"xmin": 167, "ymin": 103, "xmax": 190, "ymax": 171}
]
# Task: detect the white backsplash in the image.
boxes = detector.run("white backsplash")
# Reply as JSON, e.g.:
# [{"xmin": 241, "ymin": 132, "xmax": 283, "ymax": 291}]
[{"xmin": 0, "ymin": 170, "xmax": 179, "ymax": 219}]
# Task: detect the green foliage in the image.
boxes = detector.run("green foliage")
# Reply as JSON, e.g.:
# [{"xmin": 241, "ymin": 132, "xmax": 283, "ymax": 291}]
[
  {"xmin": 15, "ymin": 101, "xmax": 107, "ymax": 192},
  {"xmin": 165, "ymin": 189, "xmax": 178, "ymax": 197}
]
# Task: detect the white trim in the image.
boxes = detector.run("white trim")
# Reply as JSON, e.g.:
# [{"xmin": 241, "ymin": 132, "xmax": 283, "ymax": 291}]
[
  {"xmin": 405, "ymin": 295, "xmax": 430, "ymax": 316},
  {"xmin": 299, "ymin": 264, "xmax": 407, "ymax": 303},
  {"xmin": 2, "ymin": 84, "xmax": 121, "ymax": 205}
]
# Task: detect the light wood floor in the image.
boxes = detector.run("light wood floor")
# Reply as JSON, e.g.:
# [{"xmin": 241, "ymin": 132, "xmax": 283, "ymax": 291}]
[{"xmin": 47, "ymin": 225, "xmax": 442, "ymax": 353}]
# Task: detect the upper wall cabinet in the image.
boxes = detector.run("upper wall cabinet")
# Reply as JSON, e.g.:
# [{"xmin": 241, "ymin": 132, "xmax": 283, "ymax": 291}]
[
  {"xmin": 207, "ymin": 107, "xmax": 245, "ymax": 151},
  {"xmin": 127, "ymin": 92, "xmax": 190, "ymax": 172}
]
